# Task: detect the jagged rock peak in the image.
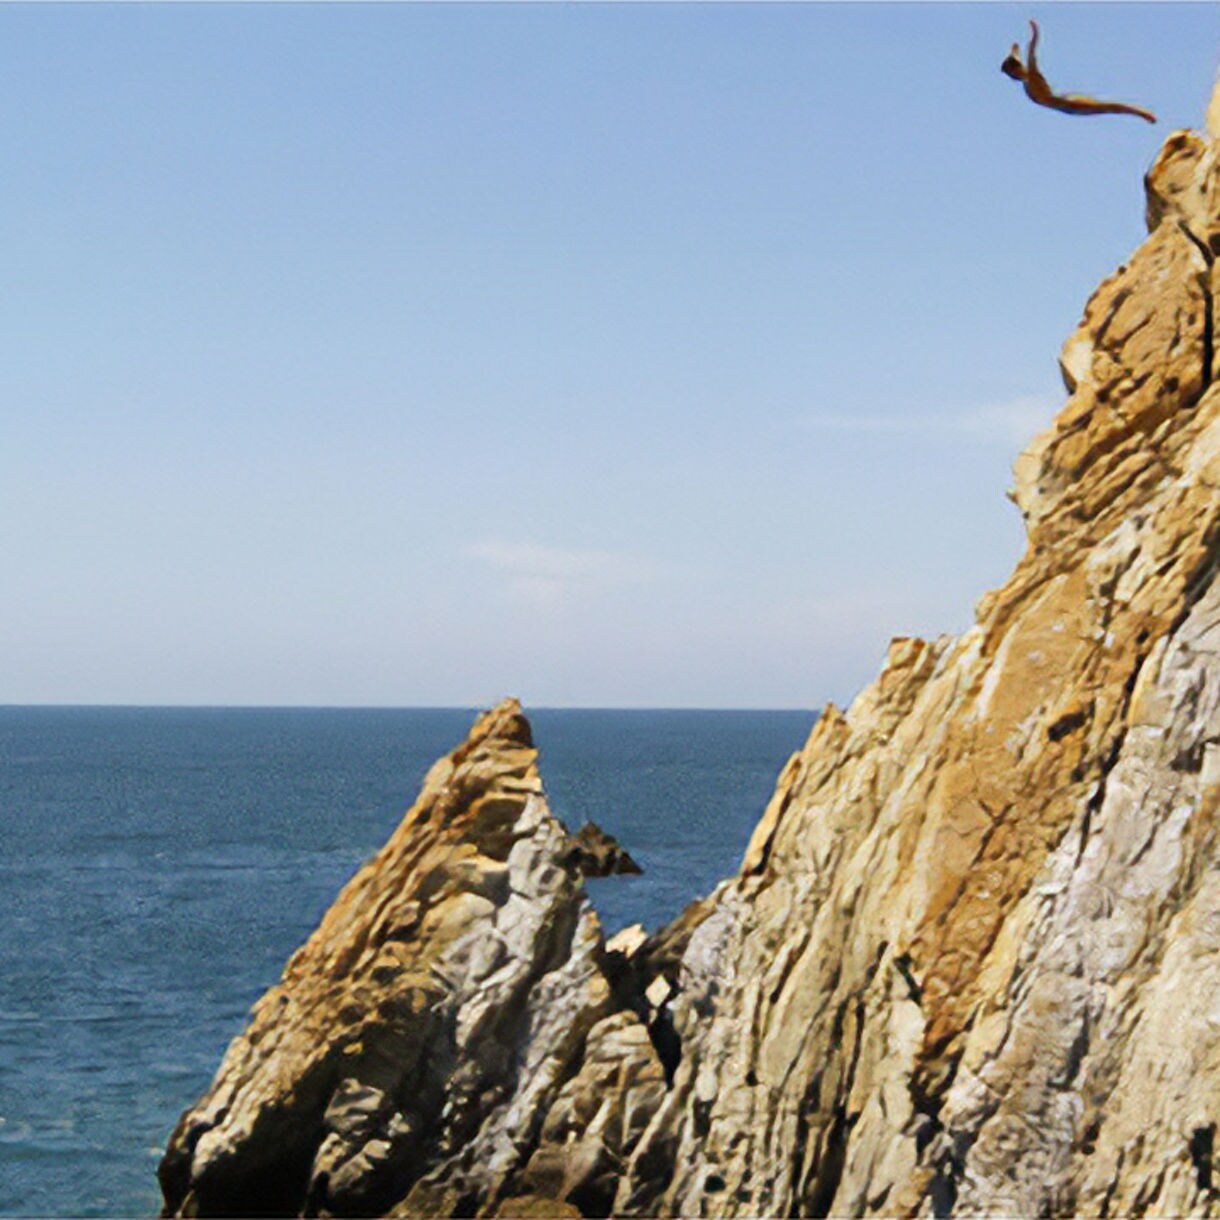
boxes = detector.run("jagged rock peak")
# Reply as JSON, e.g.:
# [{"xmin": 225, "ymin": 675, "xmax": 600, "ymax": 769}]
[
  {"xmin": 158, "ymin": 697, "xmax": 665, "ymax": 1219},
  {"xmin": 455, "ymin": 695, "xmax": 534, "ymax": 753}
]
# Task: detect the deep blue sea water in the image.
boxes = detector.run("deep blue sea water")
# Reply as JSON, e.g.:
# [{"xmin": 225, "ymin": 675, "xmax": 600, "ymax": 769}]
[{"xmin": 0, "ymin": 706, "xmax": 812, "ymax": 1218}]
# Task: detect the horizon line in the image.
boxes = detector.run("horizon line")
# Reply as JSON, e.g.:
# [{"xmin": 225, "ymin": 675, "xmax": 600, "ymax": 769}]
[{"xmin": 0, "ymin": 701, "xmax": 818, "ymax": 714}]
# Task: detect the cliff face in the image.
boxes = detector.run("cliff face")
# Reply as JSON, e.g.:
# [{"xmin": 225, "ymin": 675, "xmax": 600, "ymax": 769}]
[{"xmin": 164, "ymin": 116, "xmax": 1220, "ymax": 1218}]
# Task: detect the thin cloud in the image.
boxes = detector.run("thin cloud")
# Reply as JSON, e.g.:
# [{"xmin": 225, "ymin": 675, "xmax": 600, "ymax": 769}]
[
  {"xmin": 800, "ymin": 395, "xmax": 1060, "ymax": 446},
  {"xmin": 466, "ymin": 540, "xmax": 648, "ymax": 612}
]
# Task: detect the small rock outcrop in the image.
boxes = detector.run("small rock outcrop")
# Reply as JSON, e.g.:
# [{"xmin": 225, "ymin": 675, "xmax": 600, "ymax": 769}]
[
  {"xmin": 164, "ymin": 89, "xmax": 1220, "ymax": 1218},
  {"xmin": 561, "ymin": 822, "xmax": 643, "ymax": 877},
  {"xmin": 158, "ymin": 701, "xmax": 663, "ymax": 1218}
]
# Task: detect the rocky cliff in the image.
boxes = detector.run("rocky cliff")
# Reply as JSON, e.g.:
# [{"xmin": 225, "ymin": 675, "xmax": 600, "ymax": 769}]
[{"xmin": 163, "ymin": 112, "xmax": 1220, "ymax": 1217}]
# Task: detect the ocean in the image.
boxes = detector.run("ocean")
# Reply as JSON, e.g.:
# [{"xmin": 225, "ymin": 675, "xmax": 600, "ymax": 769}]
[{"xmin": 0, "ymin": 706, "xmax": 812, "ymax": 1218}]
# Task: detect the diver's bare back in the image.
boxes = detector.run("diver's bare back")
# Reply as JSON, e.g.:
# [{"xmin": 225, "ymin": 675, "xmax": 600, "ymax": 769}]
[{"xmin": 1001, "ymin": 20, "xmax": 1156, "ymax": 124}]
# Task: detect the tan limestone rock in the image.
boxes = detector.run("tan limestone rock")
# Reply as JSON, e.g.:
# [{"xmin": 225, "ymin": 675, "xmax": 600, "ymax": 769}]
[
  {"xmin": 158, "ymin": 700, "xmax": 621, "ymax": 1218},
  {"xmin": 604, "ymin": 116, "xmax": 1220, "ymax": 1217}
]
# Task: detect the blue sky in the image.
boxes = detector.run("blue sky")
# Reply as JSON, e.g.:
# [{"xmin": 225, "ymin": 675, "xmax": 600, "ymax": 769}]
[{"xmin": 3, "ymin": 2, "xmax": 1217, "ymax": 708}]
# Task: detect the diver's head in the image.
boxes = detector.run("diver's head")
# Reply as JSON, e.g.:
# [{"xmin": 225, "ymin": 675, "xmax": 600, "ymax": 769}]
[{"xmin": 1000, "ymin": 47, "xmax": 1025, "ymax": 80}]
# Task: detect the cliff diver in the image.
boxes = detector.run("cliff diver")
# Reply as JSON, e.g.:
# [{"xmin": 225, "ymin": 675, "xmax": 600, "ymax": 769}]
[{"xmin": 1001, "ymin": 20, "xmax": 1156, "ymax": 123}]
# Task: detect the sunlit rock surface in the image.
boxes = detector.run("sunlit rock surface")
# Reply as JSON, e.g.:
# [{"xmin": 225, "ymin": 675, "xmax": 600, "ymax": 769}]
[
  {"xmin": 164, "ymin": 110, "xmax": 1220, "ymax": 1217},
  {"xmin": 158, "ymin": 701, "xmax": 660, "ymax": 1218}
]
